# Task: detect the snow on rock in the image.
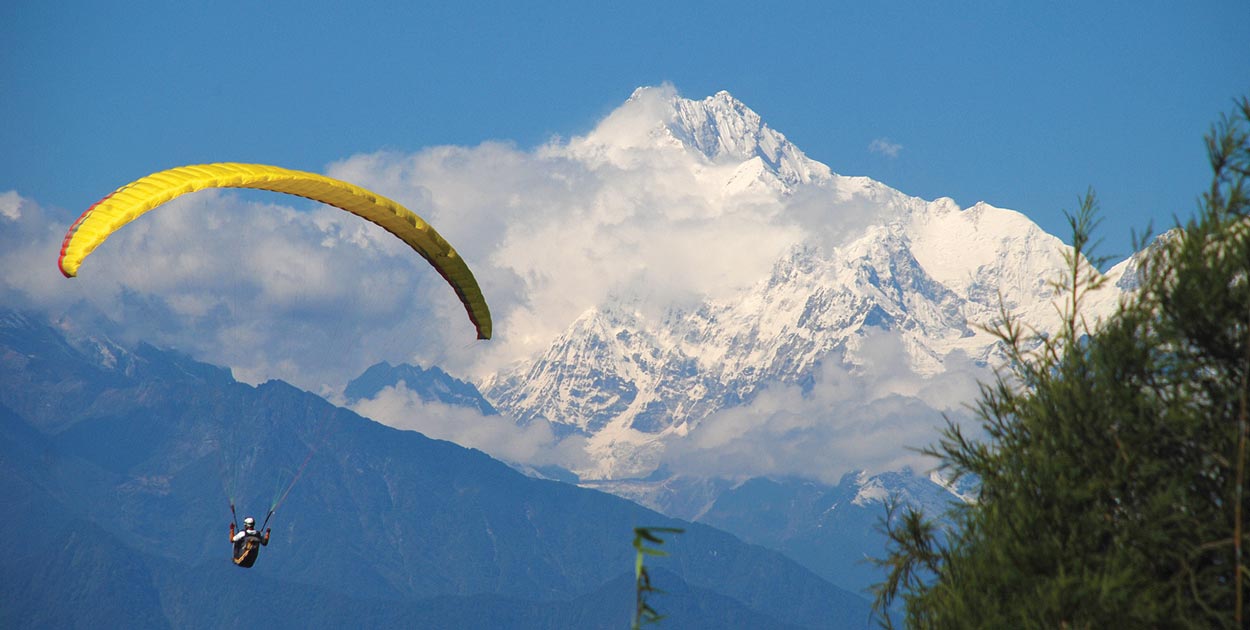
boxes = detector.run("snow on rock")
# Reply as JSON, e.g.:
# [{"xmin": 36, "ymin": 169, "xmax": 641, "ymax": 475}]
[
  {"xmin": 562, "ymin": 86, "xmax": 831, "ymax": 195},
  {"xmin": 483, "ymin": 86, "xmax": 1134, "ymax": 482}
]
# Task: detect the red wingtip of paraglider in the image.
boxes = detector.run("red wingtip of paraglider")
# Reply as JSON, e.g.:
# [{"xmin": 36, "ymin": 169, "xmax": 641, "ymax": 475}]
[{"xmin": 58, "ymin": 192, "xmax": 115, "ymax": 277}]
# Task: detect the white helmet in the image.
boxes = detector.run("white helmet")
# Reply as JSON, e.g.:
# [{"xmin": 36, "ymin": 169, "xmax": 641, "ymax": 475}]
[{"xmin": 244, "ymin": 517, "xmax": 255, "ymax": 528}]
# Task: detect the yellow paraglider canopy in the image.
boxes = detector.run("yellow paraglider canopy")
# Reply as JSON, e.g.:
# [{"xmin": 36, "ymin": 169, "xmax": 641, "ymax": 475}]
[{"xmin": 58, "ymin": 162, "xmax": 491, "ymax": 339}]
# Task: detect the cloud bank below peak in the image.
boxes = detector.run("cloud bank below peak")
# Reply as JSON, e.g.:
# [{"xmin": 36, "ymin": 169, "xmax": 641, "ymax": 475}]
[{"xmin": 7, "ymin": 86, "xmax": 976, "ymax": 414}]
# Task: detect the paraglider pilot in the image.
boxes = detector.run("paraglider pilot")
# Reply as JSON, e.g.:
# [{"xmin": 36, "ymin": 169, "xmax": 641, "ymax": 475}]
[{"xmin": 230, "ymin": 516, "xmax": 270, "ymax": 568}]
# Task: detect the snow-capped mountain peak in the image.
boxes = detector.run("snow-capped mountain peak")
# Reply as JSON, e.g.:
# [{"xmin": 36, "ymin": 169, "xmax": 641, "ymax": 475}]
[
  {"xmin": 487, "ymin": 87, "xmax": 1132, "ymax": 482},
  {"xmin": 563, "ymin": 86, "xmax": 831, "ymax": 189},
  {"xmin": 668, "ymin": 90, "xmax": 830, "ymax": 185}
]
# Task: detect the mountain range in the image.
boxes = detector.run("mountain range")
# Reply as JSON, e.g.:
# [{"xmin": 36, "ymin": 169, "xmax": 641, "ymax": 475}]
[
  {"xmin": 0, "ymin": 310, "xmax": 875, "ymax": 628},
  {"xmin": 341, "ymin": 88, "xmax": 1139, "ymax": 599},
  {"xmin": 2, "ymin": 86, "xmax": 1146, "ymax": 624},
  {"xmin": 325, "ymin": 86, "xmax": 1145, "ymax": 597}
]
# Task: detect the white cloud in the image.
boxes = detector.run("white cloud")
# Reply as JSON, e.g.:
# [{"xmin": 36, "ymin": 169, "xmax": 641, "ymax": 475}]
[
  {"xmin": 563, "ymin": 83, "xmax": 683, "ymax": 160},
  {"xmin": 2, "ymin": 188, "xmax": 467, "ymax": 391},
  {"xmin": 5, "ymin": 89, "xmax": 912, "ymax": 399},
  {"xmin": 869, "ymin": 137, "xmax": 903, "ymax": 158},
  {"xmin": 0, "ymin": 191, "xmax": 22, "ymax": 220},
  {"xmin": 660, "ymin": 330, "xmax": 987, "ymax": 483},
  {"xmin": 0, "ymin": 87, "xmax": 978, "ymax": 484},
  {"xmin": 349, "ymin": 382, "xmax": 591, "ymax": 470},
  {"xmin": 0, "ymin": 193, "xmax": 79, "ymax": 309},
  {"xmin": 327, "ymin": 116, "xmax": 817, "ymax": 372}
]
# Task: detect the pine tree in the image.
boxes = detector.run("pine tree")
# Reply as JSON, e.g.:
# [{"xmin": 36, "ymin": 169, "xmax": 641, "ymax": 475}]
[{"xmin": 872, "ymin": 97, "xmax": 1250, "ymax": 629}]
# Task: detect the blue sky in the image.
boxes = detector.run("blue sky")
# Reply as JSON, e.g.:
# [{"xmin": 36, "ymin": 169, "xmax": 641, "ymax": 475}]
[
  {"xmin": 2, "ymin": 1, "xmax": 1248, "ymax": 479},
  {"xmin": 4, "ymin": 0, "xmax": 1247, "ymax": 258}
]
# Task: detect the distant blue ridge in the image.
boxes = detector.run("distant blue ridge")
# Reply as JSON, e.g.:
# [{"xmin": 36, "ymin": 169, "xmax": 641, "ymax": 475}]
[{"xmin": 344, "ymin": 361, "xmax": 498, "ymax": 416}]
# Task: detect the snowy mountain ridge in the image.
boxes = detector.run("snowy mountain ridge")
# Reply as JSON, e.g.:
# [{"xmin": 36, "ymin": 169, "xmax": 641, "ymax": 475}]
[
  {"xmin": 484, "ymin": 86, "xmax": 1129, "ymax": 481},
  {"xmin": 562, "ymin": 87, "xmax": 833, "ymax": 197}
]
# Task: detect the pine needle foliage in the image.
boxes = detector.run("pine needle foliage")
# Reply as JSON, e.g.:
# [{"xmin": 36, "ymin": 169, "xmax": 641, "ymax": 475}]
[
  {"xmin": 872, "ymin": 97, "xmax": 1250, "ymax": 629},
  {"xmin": 632, "ymin": 526, "xmax": 683, "ymax": 629}
]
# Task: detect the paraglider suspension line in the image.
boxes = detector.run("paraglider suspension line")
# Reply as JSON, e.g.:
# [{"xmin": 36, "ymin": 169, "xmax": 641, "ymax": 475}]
[{"xmin": 263, "ymin": 446, "xmax": 317, "ymax": 529}]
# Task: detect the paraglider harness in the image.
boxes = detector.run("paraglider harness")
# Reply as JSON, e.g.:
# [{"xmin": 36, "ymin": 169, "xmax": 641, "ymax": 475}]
[{"xmin": 230, "ymin": 505, "xmax": 272, "ymax": 568}]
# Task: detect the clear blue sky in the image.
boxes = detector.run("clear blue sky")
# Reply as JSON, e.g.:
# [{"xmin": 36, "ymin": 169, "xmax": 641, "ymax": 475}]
[{"xmin": 4, "ymin": 0, "xmax": 1247, "ymax": 257}]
